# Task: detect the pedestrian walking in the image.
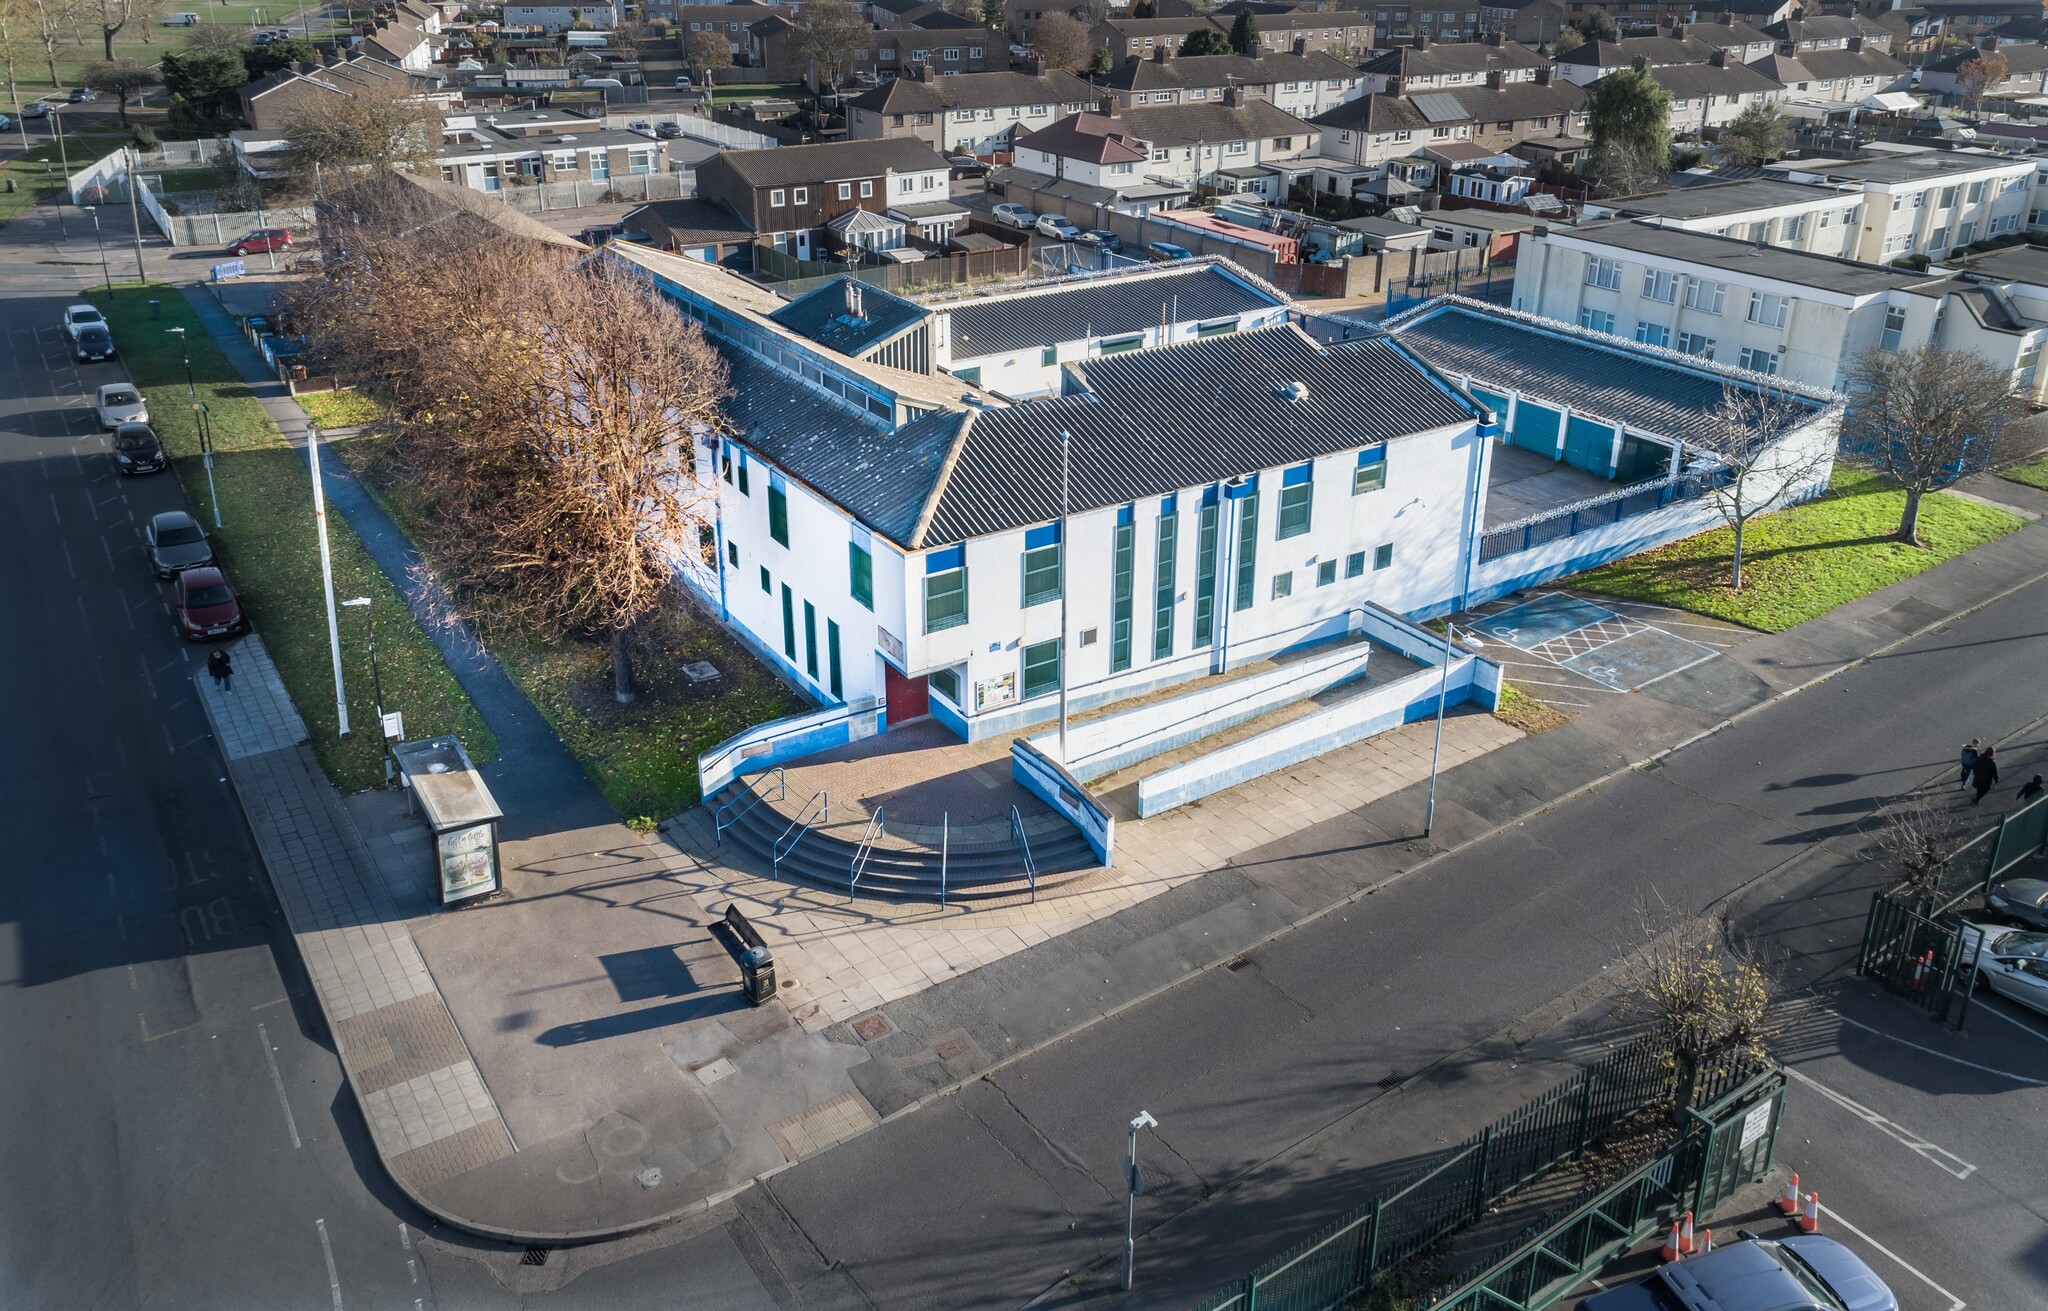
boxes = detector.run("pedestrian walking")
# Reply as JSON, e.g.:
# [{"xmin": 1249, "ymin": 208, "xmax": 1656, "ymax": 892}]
[
  {"xmin": 1970, "ymin": 745, "xmax": 1999, "ymax": 805},
  {"xmin": 1959, "ymin": 739, "xmax": 1981, "ymax": 788},
  {"xmin": 2021, "ymin": 775, "xmax": 2046, "ymax": 803},
  {"xmin": 207, "ymin": 646, "xmax": 233, "ymax": 694}
]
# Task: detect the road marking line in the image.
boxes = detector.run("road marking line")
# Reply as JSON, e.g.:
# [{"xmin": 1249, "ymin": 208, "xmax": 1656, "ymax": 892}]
[
  {"xmin": 398, "ymin": 1222, "xmax": 412, "ymax": 1251},
  {"xmin": 61, "ymin": 541, "xmax": 75, "ymax": 579},
  {"xmin": 259, "ymin": 1024, "xmax": 302, "ymax": 1148},
  {"xmin": 1829, "ymin": 1010, "xmax": 2048, "ymax": 1085},
  {"xmin": 1786, "ymin": 1067, "xmax": 1976, "ymax": 1179},
  {"xmin": 317, "ymin": 1218, "xmax": 343, "ymax": 1310},
  {"xmin": 1818, "ymin": 1201, "xmax": 1965, "ymax": 1311},
  {"xmin": 1970, "ymin": 998, "xmax": 2048, "ymax": 1046},
  {"xmin": 47, "ymin": 491, "xmax": 60, "ymax": 525}
]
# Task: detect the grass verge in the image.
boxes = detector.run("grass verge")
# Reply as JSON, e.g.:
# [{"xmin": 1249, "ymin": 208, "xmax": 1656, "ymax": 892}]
[
  {"xmin": 296, "ymin": 388, "xmax": 383, "ymax": 430},
  {"xmin": 2002, "ymin": 456, "xmax": 2048, "ymax": 492},
  {"xmin": 0, "ymin": 131, "xmax": 129, "ymax": 226},
  {"xmin": 1495, "ymin": 683, "xmax": 1569, "ymax": 734},
  {"xmin": 328, "ymin": 430, "xmax": 804, "ymax": 826},
  {"xmin": 1569, "ymin": 469, "xmax": 2025, "ymax": 632},
  {"xmin": 94, "ymin": 283, "xmax": 496, "ymax": 789}
]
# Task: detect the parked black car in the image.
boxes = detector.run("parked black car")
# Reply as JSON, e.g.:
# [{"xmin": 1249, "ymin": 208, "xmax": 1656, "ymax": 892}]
[
  {"xmin": 948, "ymin": 155, "xmax": 989, "ymax": 179},
  {"xmin": 74, "ymin": 324, "xmax": 115, "ymax": 362},
  {"xmin": 110, "ymin": 422, "xmax": 166, "ymax": 475}
]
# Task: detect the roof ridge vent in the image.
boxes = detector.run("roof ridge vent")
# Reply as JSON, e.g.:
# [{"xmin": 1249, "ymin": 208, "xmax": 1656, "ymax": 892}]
[{"xmin": 1277, "ymin": 380, "xmax": 1310, "ymax": 402}]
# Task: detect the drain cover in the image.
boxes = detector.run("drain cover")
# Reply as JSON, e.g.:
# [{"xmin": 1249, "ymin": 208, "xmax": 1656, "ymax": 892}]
[
  {"xmin": 852, "ymin": 1013, "xmax": 894, "ymax": 1042},
  {"xmin": 521, "ymin": 1247, "xmax": 550, "ymax": 1267}
]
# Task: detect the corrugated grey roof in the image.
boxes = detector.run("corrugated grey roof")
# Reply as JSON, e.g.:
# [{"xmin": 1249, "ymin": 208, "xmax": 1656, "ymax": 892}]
[
  {"xmin": 769, "ymin": 277, "xmax": 929, "ymax": 357},
  {"xmin": 721, "ymin": 351, "xmax": 964, "ymax": 547},
  {"xmin": 945, "ymin": 266, "xmax": 1283, "ymax": 358},
  {"xmin": 1385, "ymin": 302, "xmax": 1824, "ymax": 445},
  {"xmin": 918, "ymin": 326, "xmax": 1472, "ymax": 544}
]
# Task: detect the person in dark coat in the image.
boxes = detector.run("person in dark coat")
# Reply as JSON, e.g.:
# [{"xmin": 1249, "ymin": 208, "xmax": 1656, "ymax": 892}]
[
  {"xmin": 1959, "ymin": 740, "xmax": 1980, "ymax": 788},
  {"xmin": 1970, "ymin": 745, "xmax": 1999, "ymax": 805},
  {"xmin": 2021, "ymin": 775, "xmax": 2046, "ymax": 803},
  {"xmin": 207, "ymin": 646, "xmax": 233, "ymax": 694}
]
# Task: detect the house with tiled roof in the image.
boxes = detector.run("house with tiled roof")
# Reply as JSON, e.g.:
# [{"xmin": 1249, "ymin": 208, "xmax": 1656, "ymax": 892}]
[
  {"xmin": 844, "ymin": 67, "xmax": 1096, "ymax": 156},
  {"xmin": 1359, "ymin": 36, "xmax": 1551, "ymax": 94},
  {"xmin": 695, "ymin": 137, "xmax": 955, "ymax": 260},
  {"xmin": 1311, "ymin": 69, "xmax": 1585, "ymax": 167},
  {"xmin": 1015, "ymin": 99, "xmax": 1319, "ymax": 199},
  {"xmin": 1097, "ymin": 49, "xmax": 1366, "ymax": 119},
  {"xmin": 238, "ymin": 55, "xmax": 449, "ymax": 131},
  {"xmin": 1921, "ymin": 37, "xmax": 2048, "ymax": 98}
]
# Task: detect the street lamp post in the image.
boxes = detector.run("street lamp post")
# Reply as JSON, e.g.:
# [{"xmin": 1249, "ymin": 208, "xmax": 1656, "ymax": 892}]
[
  {"xmin": 341, "ymin": 597, "xmax": 391, "ymax": 782},
  {"xmin": 82, "ymin": 205, "xmax": 111, "ymax": 290},
  {"xmin": 166, "ymin": 326, "xmax": 196, "ymax": 400},
  {"xmin": 50, "ymin": 105, "xmax": 68, "ymax": 238},
  {"xmin": 307, "ymin": 423, "xmax": 351, "ymax": 738},
  {"xmin": 1121, "ymin": 1110, "xmax": 1158, "ymax": 1291},
  {"xmin": 1423, "ymin": 621, "xmax": 1483, "ymax": 838},
  {"xmin": 195, "ymin": 401, "xmax": 220, "ymax": 528}
]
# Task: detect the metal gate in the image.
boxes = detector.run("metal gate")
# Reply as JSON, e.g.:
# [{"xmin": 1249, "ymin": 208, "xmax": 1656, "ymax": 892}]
[{"xmin": 1857, "ymin": 892, "xmax": 1969, "ymax": 1022}]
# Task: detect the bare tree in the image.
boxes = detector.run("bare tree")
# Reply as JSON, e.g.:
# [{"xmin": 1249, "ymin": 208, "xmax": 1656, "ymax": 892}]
[
  {"xmin": 180, "ymin": 19, "xmax": 247, "ymax": 54},
  {"xmin": 279, "ymin": 81, "xmax": 438, "ymax": 185},
  {"xmin": 83, "ymin": 56, "xmax": 153, "ymax": 125},
  {"xmin": 1840, "ymin": 345, "xmax": 2019, "ymax": 546},
  {"xmin": 1956, "ymin": 51, "xmax": 2007, "ymax": 110},
  {"xmin": 406, "ymin": 261, "xmax": 731, "ymax": 701},
  {"xmin": 1686, "ymin": 385, "xmax": 1836, "ymax": 590},
  {"xmin": 1611, "ymin": 903, "xmax": 1779, "ymax": 1121},
  {"xmin": 20, "ymin": 0, "xmax": 80, "ymax": 87},
  {"xmin": 94, "ymin": 0, "xmax": 152, "ymax": 61},
  {"xmin": 1871, "ymin": 790, "xmax": 1973, "ymax": 902},
  {"xmin": 684, "ymin": 26, "xmax": 730, "ymax": 80},
  {"xmin": 791, "ymin": 0, "xmax": 868, "ymax": 88},
  {"xmin": 1031, "ymin": 11, "xmax": 1089, "ymax": 72}
]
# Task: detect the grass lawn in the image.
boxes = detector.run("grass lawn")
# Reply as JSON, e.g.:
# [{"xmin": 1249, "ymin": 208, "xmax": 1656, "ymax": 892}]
[
  {"xmin": 297, "ymin": 388, "xmax": 383, "ymax": 430},
  {"xmin": 1569, "ymin": 469, "xmax": 2025, "ymax": 633},
  {"xmin": 328, "ymin": 431, "xmax": 804, "ymax": 826},
  {"xmin": 704, "ymin": 82, "xmax": 809, "ymax": 105},
  {"xmin": 0, "ymin": 131, "xmax": 129, "ymax": 226},
  {"xmin": 2002, "ymin": 456, "xmax": 2048, "ymax": 492},
  {"xmin": 93, "ymin": 283, "xmax": 497, "ymax": 790}
]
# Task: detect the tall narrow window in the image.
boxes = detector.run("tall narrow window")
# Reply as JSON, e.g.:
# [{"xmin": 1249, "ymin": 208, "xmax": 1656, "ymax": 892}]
[
  {"xmin": 1232, "ymin": 489, "xmax": 1260, "ymax": 612},
  {"xmin": 1110, "ymin": 507, "xmax": 1134, "ymax": 673},
  {"xmin": 1021, "ymin": 522, "xmax": 1061, "ymax": 606},
  {"xmin": 1152, "ymin": 497, "xmax": 1178, "ymax": 660},
  {"xmin": 1354, "ymin": 445, "xmax": 1386, "ymax": 493},
  {"xmin": 826, "ymin": 619, "xmax": 842, "ymax": 698},
  {"xmin": 924, "ymin": 544, "xmax": 968, "ymax": 633},
  {"xmin": 849, "ymin": 540, "xmax": 873, "ymax": 609},
  {"xmin": 1193, "ymin": 497, "xmax": 1220, "ymax": 645},
  {"xmin": 1276, "ymin": 463, "xmax": 1312, "ymax": 538},
  {"xmin": 1021, "ymin": 638, "xmax": 1060, "ymax": 698},
  {"xmin": 767, "ymin": 478, "xmax": 789, "ymax": 546},
  {"xmin": 780, "ymin": 585, "xmax": 796, "ymax": 659},
  {"xmin": 803, "ymin": 601, "xmax": 819, "ymax": 679}
]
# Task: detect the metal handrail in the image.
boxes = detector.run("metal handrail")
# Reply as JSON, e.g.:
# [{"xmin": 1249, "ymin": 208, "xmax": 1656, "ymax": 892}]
[
  {"xmin": 1010, "ymin": 805, "xmax": 1038, "ymax": 905},
  {"xmin": 939, "ymin": 812, "xmax": 949, "ymax": 908},
  {"xmin": 849, "ymin": 807, "xmax": 884, "ymax": 903},
  {"xmin": 772, "ymin": 790, "xmax": 828, "ymax": 877},
  {"xmin": 714, "ymin": 767, "xmax": 785, "ymax": 845}
]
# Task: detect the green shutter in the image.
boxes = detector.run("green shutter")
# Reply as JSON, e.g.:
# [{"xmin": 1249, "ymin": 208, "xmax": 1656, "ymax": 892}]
[
  {"xmin": 1110, "ymin": 519, "xmax": 1134, "ymax": 673},
  {"xmin": 1022, "ymin": 638, "xmax": 1060, "ymax": 698},
  {"xmin": 803, "ymin": 600, "xmax": 819, "ymax": 678},
  {"xmin": 849, "ymin": 542, "xmax": 873, "ymax": 608},
  {"xmin": 1193, "ymin": 503, "xmax": 1219, "ymax": 646},
  {"xmin": 1232, "ymin": 492, "xmax": 1259, "ymax": 613},
  {"xmin": 1022, "ymin": 544, "xmax": 1062, "ymax": 606},
  {"xmin": 1276, "ymin": 482, "xmax": 1311, "ymax": 538},
  {"xmin": 780, "ymin": 584, "xmax": 796, "ymax": 658},
  {"xmin": 827, "ymin": 619, "xmax": 842, "ymax": 697},
  {"xmin": 768, "ymin": 485, "xmax": 789, "ymax": 546},
  {"xmin": 1152, "ymin": 510, "xmax": 1178, "ymax": 660}
]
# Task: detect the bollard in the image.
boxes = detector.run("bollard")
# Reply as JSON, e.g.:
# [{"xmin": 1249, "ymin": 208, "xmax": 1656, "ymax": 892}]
[{"xmin": 148, "ymin": 298, "xmax": 160, "ymax": 318}]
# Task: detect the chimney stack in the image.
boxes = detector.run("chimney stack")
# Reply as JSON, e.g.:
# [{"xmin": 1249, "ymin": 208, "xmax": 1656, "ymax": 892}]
[
  {"xmin": 1485, "ymin": 30, "xmax": 1504, "ymax": 46},
  {"xmin": 1534, "ymin": 64, "xmax": 1551, "ymax": 85},
  {"xmin": 1487, "ymin": 69, "xmax": 1504, "ymax": 88},
  {"xmin": 1414, "ymin": 33, "xmax": 1430, "ymax": 49},
  {"xmin": 1028, "ymin": 55, "xmax": 1046, "ymax": 76},
  {"xmin": 1847, "ymin": 34, "xmax": 1862, "ymax": 51},
  {"xmin": 1224, "ymin": 84, "xmax": 1240, "ymax": 105},
  {"xmin": 1632, "ymin": 54, "xmax": 1649, "ymax": 70},
  {"xmin": 1709, "ymin": 48, "xmax": 1728, "ymax": 66},
  {"xmin": 1153, "ymin": 43, "xmax": 1168, "ymax": 61},
  {"xmin": 1292, "ymin": 35, "xmax": 1307, "ymax": 54},
  {"xmin": 1098, "ymin": 91, "xmax": 1119, "ymax": 116},
  {"xmin": 1668, "ymin": 22, "xmax": 1686, "ymax": 40},
  {"xmin": 844, "ymin": 279, "xmax": 864, "ymax": 319}
]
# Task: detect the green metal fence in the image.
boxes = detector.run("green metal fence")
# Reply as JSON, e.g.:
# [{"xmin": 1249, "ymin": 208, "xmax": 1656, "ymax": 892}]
[
  {"xmin": 1431, "ymin": 1067, "xmax": 1786, "ymax": 1311},
  {"xmin": 1186, "ymin": 1036, "xmax": 1768, "ymax": 1311}
]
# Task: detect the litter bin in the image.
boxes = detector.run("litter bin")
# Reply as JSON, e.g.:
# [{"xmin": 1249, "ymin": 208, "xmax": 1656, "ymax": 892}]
[{"xmin": 739, "ymin": 947, "xmax": 777, "ymax": 1005}]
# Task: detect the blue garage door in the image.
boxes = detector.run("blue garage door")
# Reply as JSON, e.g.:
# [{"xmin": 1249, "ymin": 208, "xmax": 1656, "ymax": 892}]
[
  {"xmin": 1470, "ymin": 386, "xmax": 1511, "ymax": 436},
  {"xmin": 1510, "ymin": 402, "xmax": 1562, "ymax": 456},
  {"xmin": 1564, "ymin": 415, "xmax": 1617, "ymax": 478}
]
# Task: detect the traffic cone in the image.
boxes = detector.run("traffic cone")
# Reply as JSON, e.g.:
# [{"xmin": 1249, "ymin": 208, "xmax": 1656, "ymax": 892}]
[
  {"xmin": 1661, "ymin": 1219, "xmax": 1683, "ymax": 1262},
  {"xmin": 1698, "ymin": 1228, "xmax": 1713, "ymax": 1256},
  {"xmin": 1679, "ymin": 1211, "xmax": 1696, "ymax": 1256},
  {"xmin": 1777, "ymin": 1172, "xmax": 1801, "ymax": 1215},
  {"xmin": 1799, "ymin": 1191, "xmax": 1821, "ymax": 1234},
  {"xmin": 1912, "ymin": 951, "xmax": 1933, "ymax": 992}
]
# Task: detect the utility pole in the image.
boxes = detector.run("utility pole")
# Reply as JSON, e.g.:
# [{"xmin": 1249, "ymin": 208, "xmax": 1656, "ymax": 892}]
[
  {"xmin": 197, "ymin": 403, "xmax": 220, "ymax": 528},
  {"xmin": 308, "ymin": 424, "xmax": 351, "ymax": 738},
  {"xmin": 1121, "ymin": 1110, "xmax": 1158, "ymax": 1291}
]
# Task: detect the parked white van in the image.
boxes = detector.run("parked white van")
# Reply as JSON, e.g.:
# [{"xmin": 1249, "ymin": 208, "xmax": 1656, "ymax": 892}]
[{"xmin": 160, "ymin": 11, "xmax": 200, "ymax": 23}]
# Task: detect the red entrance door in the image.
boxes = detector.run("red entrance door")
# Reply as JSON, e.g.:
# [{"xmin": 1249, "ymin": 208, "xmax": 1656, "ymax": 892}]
[{"xmin": 883, "ymin": 664, "xmax": 929, "ymax": 726}]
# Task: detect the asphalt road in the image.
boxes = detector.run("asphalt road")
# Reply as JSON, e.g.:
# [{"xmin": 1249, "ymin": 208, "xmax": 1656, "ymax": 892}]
[{"xmin": 0, "ymin": 231, "xmax": 433, "ymax": 1310}]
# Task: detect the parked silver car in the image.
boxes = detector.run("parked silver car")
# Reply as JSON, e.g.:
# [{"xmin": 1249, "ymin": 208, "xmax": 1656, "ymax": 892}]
[
  {"xmin": 145, "ymin": 510, "xmax": 214, "ymax": 578},
  {"xmin": 95, "ymin": 383, "xmax": 149, "ymax": 429},
  {"xmin": 1960, "ymin": 922, "xmax": 2048, "ymax": 1017}
]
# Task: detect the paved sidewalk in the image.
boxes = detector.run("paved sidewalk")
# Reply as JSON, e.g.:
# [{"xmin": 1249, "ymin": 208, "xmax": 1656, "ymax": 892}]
[{"xmin": 194, "ymin": 637, "xmax": 519, "ymax": 1196}]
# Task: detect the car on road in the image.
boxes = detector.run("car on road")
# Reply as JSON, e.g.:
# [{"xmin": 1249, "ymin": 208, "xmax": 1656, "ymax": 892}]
[
  {"xmin": 95, "ymin": 383, "xmax": 148, "ymax": 429},
  {"xmin": 627, "ymin": 118, "xmax": 654, "ymax": 134},
  {"xmin": 160, "ymin": 11, "xmax": 200, "ymax": 24},
  {"xmin": 173, "ymin": 567, "xmax": 247, "ymax": 640},
  {"xmin": 1146, "ymin": 240, "xmax": 1194, "ymax": 261},
  {"xmin": 1983, "ymin": 878, "xmax": 2048, "ymax": 931},
  {"xmin": 225, "ymin": 227, "xmax": 292, "ymax": 255},
  {"xmin": 674, "ymin": 74, "xmax": 693, "ymax": 88},
  {"xmin": 0, "ymin": 114, "xmax": 11, "ymax": 132},
  {"xmin": 67, "ymin": 86, "xmax": 94, "ymax": 102},
  {"xmin": 109, "ymin": 422, "xmax": 166, "ymax": 475},
  {"xmin": 145, "ymin": 510, "xmax": 214, "ymax": 578},
  {"xmin": 655, "ymin": 120, "xmax": 683, "ymax": 139},
  {"xmin": 947, "ymin": 155, "xmax": 989, "ymax": 179},
  {"xmin": 992, "ymin": 202, "xmax": 1037, "ymax": 229},
  {"xmin": 1960, "ymin": 922, "xmax": 2048, "ymax": 1016},
  {"xmin": 1581, "ymin": 1234, "xmax": 1895, "ymax": 1311},
  {"xmin": 22, "ymin": 101, "xmax": 49, "ymax": 118},
  {"xmin": 74, "ymin": 324, "xmax": 115, "ymax": 362},
  {"xmin": 1035, "ymin": 213, "xmax": 1082, "ymax": 241},
  {"xmin": 1076, "ymin": 228, "xmax": 1123, "ymax": 252},
  {"xmin": 63, "ymin": 303, "xmax": 106, "ymax": 340}
]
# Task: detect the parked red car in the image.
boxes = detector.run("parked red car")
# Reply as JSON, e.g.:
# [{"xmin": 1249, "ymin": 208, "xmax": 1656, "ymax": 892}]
[
  {"xmin": 173, "ymin": 567, "xmax": 247, "ymax": 641},
  {"xmin": 226, "ymin": 228, "xmax": 293, "ymax": 256}
]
